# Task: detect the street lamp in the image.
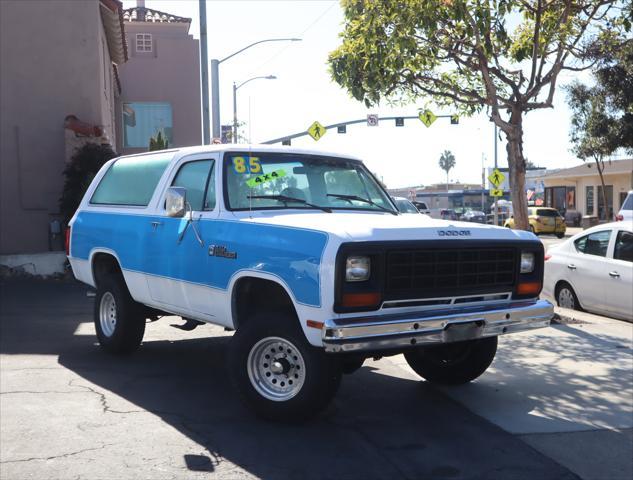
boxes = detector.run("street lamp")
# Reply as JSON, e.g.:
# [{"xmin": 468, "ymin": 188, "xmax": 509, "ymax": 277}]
[
  {"xmin": 210, "ymin": 38, "xmax": 301, "ymax": 141},
  {"xmin": 233, "ymin": 75, "xmax": 277, "ymax": 143}
]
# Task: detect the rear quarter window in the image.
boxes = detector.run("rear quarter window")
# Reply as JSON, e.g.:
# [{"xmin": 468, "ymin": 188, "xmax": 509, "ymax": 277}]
[
  {"xmin": 90, "ymin": 152, "xmax": 173, "ymax": 206},
  {"xmin": 622, "ymin": 193, "xmax": 633, "ymax": 210}
]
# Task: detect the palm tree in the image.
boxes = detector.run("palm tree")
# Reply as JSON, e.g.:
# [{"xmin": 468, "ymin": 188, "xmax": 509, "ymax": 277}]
[{"xmin": 439, "ymin": 150, "xmax": 456, "ymax": 191}]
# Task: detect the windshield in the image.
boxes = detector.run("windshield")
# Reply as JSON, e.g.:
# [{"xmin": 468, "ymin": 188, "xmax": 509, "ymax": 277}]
[
  {"xmin": 224, "ymin": 152, "xmax": 396, "ymax": 213},
  {"xmin": 394, "ymin": 199, "xmax": 419, "ymax": 214}
]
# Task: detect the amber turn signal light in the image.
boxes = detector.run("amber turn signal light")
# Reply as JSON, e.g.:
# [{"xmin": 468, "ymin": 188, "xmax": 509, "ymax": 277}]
[
  {"xmin": 516, "ymin": 281, "xmax": 542, "ymax": 296},
  {"xmin": 341, "ymin": 292, "xmax": 381, "ymax": 309}
]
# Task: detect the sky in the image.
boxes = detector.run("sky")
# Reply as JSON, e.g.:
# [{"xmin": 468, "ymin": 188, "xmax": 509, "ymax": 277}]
[{"xmin": 123, "ymin": 0, "xmax": 600, "ymax": 189}]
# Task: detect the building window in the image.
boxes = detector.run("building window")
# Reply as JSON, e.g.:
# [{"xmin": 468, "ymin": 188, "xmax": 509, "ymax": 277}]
[
  {"xmin": 123, "ymin": 102, "xmax": 173, "ymax": 148},
  {"xmin": 136, "ymin": 33, "xmax": 152, "ymax": 52},
  {"xmin": 586, "ymin": 186, "xmax": 594, "ymax": 215}
]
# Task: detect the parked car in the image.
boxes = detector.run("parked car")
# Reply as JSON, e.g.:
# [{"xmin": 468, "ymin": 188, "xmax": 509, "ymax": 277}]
[
  {"xmin": 504, "ymin": 207, "xmax": 566, "ymax": 238},
  {"xmin": 440, "ymin": 208, "xmax": 457, "ymax": 220},
  {"xmin": 412, "ymin": 201, "xmax": 431, "ymax": 215},
  {"xmin": 543, "ymin": 221, "xmax": 633, "ymax": 320},
  {"xmin": 67, "ymin": 145, "xmax": 553, "ymax": 421},
  {"xmin": 393, "ymin": 196, "xmax": 421, "ymax": 214},
  {"xmin": 462, "ymin": 210, "xmax": 487, "ymax": 224},
  {"xmin": 617, "ymin": 190, "xmax": 633, "ymax": 222}
]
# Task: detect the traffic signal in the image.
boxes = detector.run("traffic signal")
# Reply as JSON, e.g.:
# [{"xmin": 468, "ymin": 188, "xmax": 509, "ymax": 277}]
[
  {"xmin": 282, "ymin": 139, "xmax": 291, "ymax": 146},
  {"xmin": 450, "ymin": 114, "xmax": 459, "ymax": 125},
  {"xmin": 395, "ymin": 117, "xmax": 404, "ymax": 127},
  {"xmin": 337, "ymin": 125, "xmax": 346, "ymax": 134}
]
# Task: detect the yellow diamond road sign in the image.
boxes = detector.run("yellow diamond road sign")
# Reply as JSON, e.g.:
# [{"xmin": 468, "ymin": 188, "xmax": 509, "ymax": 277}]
[
  {"xmin": 419, "ymin": 110, "xmax": 437, "ymax": 127},
  {"xmin": 490, "ymin": 188, "xmax": 504, "ymax": 197},
  {"xmin": 488, "ymin": 168, "xmax": 506, "ymax": 187},
  {"xmin": 307, "ymin": 121, "xmax": 326, "ymax": 141}
]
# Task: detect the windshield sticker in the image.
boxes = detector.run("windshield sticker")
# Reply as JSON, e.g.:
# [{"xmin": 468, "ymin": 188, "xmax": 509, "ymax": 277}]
[
  {"xmin": 246, "ymin": 169, "xmax": 286, "ymax": 188},
  {"xmin": 232, "ymin": 156, "xmax": 262, "ymax": 174}
]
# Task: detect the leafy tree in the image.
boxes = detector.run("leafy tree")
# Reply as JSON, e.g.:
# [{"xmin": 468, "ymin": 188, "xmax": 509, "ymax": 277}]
[
  {"xmin": 566, "ymin": 37, "xmax": 633, "ymax": 219},
  {"xmin": 439, "ymin": 150, "xmax": 457, "ymax": 190},
  {"xmin": 149, "ymin": 130, "xmax": 169, "ymax": 151},
  {"xmin": 59, "ymin": 143, "xmax": 117, "ymax": 222},
  {"xmin": 329, "ymin": 0, "xmax": 630, "ymax": 230}
]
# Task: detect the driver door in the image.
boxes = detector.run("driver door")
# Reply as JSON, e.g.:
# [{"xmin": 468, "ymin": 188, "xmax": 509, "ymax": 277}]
[{"xmin": 145, "ymin": 157, "xmax": 218, "ymax": 314}]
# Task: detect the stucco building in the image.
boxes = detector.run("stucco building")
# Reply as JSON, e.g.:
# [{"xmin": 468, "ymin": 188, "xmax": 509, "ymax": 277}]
[
  {"xmin": 0, "ymin": 0, "xmax": 127, "ymax": 255},
  {"xmin": 0, "ymin": 0, "xmax": 202, "ymax": 255},
  {"xmin": 118, "ymin": 2, "xmax": 201, "ymax": 154},
  {"xmin": 536, "ymin": 159, "xmax": 633, "ymax": 219}
]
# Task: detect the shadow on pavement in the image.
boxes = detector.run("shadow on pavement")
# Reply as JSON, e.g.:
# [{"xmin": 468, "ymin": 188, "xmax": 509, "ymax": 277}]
[{"xmin": 1, "ymin": 279, "xmax": 578, "ymax": 479}]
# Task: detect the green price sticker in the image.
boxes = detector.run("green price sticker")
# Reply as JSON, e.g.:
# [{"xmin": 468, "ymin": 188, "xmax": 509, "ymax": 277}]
[{"xmin": 246, "ymin": 169, "xmax": 286, "ymax": 188}]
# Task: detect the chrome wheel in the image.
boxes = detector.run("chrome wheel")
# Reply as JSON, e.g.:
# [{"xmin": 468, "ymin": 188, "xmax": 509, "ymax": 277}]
[
  {"xmin": 99, "ymin": 291, "xmax": 117, "ymax": 337},
  {"xmin": 247, "ymin": 336, "xmax": 305, "ymax": 402},
  {"xmin": 558, "ymin": 287, "xmax": 576, "ymax": 309}
]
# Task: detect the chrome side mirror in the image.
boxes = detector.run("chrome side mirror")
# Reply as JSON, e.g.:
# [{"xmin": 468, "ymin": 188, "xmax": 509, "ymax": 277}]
[{"xmin": 166, "ymin": 187, "xmax": 186, "ymax": 218}]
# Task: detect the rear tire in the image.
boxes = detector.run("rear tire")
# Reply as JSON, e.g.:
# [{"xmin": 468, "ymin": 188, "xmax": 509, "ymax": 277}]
[
  {"xmin": 404, "ymin": 337, "xmax": 497, "ymax": 385},
  {"xmin": 228, "ymin": 313, "xmax": 341, "ymax": 422},
  {"xmin": 556, "ymin": 232, "xmax": 565, "ymax": 239},
  {"xmin": 94, "ymin": 274, "xmax": 145, "ymax": 353}
]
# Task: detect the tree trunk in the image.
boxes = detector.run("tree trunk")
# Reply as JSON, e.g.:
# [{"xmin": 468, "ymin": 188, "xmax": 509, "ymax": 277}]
[
  {"xmin": 447, "ymin": 171, "xmax": 449, "ymax": 192},
  {"xmin": 596, "ymin": 157, "xmax": 609, "ymax": 221},
  {"xmin": 503, "ymin": 112, "xmax": 529, "ymax": 231}
]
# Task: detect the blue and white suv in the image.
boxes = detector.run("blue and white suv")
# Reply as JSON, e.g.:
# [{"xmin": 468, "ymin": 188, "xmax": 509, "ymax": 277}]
[{"xmin": 67, "ymin": 145, "xmax": 553, "ymax": 420}]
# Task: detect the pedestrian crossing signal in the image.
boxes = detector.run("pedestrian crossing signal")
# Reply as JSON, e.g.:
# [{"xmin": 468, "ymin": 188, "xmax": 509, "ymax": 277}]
[
  {"xmin": 282, "ymin": 139, "xmax": 291, "ymax": 146},
  {"xmin": 337, "ymin": 125, "xmax": 346, "ymax": 134},
  {"xmin": 395, "ymin": 117, "xmax": 404, "ymax": 127}
]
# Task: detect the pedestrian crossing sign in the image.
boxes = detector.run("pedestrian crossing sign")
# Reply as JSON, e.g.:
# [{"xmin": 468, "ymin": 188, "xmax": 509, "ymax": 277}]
[
  {"xmin": 490, "ymin": 189, "xmax": 504, "ymax": 197},
  {"xmin": 308, "ymin": 121, "xmax": 326, "ymax": 141},
  {"xmin": 419, "ymin": 110, "xmax": 437, "ymax": 127},
  {"xmin": 488, "ymin": 168, "xmax": 506, "ymax": 187}
]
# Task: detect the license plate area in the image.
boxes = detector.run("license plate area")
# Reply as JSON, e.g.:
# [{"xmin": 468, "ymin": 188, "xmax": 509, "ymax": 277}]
[{"xmin": 442, "ymin": 320, "xmax": 485, "ymax": 343}]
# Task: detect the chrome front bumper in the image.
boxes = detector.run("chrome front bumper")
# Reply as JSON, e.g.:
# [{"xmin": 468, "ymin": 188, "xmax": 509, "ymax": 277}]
[{"xmin": 322, "ymin": 299, "xmax": 553, "ymax": 353}]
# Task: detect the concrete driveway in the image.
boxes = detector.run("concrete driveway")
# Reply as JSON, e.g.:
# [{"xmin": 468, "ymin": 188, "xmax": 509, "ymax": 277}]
[{"xmin": 1, "ymin": 279, "xmax": 631, "ymax": 480}]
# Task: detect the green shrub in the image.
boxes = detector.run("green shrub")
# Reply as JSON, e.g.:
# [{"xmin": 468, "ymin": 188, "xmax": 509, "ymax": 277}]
[{"xmin": 59, "ymin": 143, "xmax": 118, "ymax": 222}]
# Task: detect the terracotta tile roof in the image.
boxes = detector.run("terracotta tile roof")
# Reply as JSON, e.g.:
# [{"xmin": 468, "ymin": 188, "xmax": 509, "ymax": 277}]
[{"xmin": 123, "ymin": 6, "xmax": 191, "ymax": 24}]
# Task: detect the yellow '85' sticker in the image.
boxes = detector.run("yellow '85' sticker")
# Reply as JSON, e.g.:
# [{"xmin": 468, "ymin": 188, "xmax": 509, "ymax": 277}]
[{"xmin": 233, "ymin": 156, "xmax": 261, "ymax": 174}]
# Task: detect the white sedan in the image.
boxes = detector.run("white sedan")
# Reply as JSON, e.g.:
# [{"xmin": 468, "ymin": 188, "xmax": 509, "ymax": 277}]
[{"xmin": 543, "ymin": 221, "xmax": 633, "ymax": 321}]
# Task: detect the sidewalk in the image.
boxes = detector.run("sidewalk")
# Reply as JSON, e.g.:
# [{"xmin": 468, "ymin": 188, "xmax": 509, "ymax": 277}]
[{"xmin": 388, "ymin": 309, "xmax": 633, "ymax": 480}]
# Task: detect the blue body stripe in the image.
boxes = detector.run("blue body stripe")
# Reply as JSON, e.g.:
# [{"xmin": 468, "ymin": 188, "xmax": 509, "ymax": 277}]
[{"xmin": 72, "ymin": 212, "xmax": 328, "ymax": 307}]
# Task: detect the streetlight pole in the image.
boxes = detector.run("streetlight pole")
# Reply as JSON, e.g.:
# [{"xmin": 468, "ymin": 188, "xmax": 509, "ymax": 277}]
[
  {"xmin": 232, "ymin": 75, "xmax": 276, "ymax": 143},
  {"xmin": 209, "ymin": 38, "xmax": 301, "ymax": 140},
  {"xmin": 199, "ymin": 0, "xmax": 210, "ymax": 144}
]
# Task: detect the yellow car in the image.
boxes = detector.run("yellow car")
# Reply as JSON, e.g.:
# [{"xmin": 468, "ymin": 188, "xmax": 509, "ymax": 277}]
[{"xmin": 504, "ymin": 207, "xmax": 566, "ymax": 238}]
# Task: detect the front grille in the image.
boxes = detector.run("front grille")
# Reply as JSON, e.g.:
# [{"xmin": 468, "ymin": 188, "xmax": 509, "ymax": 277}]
[{"xmin": 385, "ymin": 247, "xmax": 516, "ymax": 299}]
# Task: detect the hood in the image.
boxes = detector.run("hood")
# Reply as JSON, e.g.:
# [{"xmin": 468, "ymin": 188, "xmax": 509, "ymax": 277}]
[{"xmin": 234, "ymin": 210, "xmax": 536, "ymax": 242}]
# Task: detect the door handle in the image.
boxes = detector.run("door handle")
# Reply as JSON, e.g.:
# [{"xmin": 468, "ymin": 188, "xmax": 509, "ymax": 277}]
[
  {"xmin": 609, "ymin": 271, "xmax": 620, "ymax": 278},
  {"xmin": 150, "ymin": 221, "xmax": 163, "ymax": 229},
  {"xmin": 567, "ymin": 264, "xmax": 577, "ymax": 270}
]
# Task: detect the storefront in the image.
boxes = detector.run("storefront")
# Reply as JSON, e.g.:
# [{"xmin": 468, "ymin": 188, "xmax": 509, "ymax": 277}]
[{"xmin": 537, "ymin": 159, "xmax": 633, "ymax": 220}]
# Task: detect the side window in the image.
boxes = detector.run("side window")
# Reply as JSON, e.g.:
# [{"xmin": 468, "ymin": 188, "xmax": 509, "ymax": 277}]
[
  {"xmin": 574, "ymin": 230, "xmax": 611, "ymax": 257},
  {"xmin": 204, "ymin": 163, "xmax": 216, "ymax": 210},
  {"xmin": 613, "ymin": 231, "xmax": 633, "ymax": 262},
  {"xmin": 91, "ymin": 153, "xmax": 172, "ymax": 206},
  {"xmin": 171, "ymin": 160, "xmax": 214, "ymax": 211}
]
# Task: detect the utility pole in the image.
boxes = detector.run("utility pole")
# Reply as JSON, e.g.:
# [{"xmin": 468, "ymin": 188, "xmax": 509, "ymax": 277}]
[
  {"xmin": 481, "ymin": 153, "xmax": 485, "ymax": 211},
  {"xmin": 199, "ymin": 0, "xmax": 210, "ymax": 144}
]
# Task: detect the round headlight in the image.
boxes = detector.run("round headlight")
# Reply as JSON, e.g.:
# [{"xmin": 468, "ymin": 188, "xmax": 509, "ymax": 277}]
[{"xmin": 346, "ymin": 256, "xmax": 371, "ymax": 282}]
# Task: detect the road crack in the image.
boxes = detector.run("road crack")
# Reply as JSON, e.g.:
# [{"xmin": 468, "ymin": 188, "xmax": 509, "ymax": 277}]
[{"xmin": 0, "ymin": 443, "xmax": 114, "ymax": 464}]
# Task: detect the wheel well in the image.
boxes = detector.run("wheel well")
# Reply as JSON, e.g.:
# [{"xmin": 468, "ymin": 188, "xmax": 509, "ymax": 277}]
[
  {"xmin": 92, "ymin": 253, "xmax": 123, "ymax": 287},
  {"xmin": 554, "ymin": 280, "xmax": 581, "ymax": 307},
  {"xmin": 232, "ymin": 277, "xmax": 296, "ymax": 330}
]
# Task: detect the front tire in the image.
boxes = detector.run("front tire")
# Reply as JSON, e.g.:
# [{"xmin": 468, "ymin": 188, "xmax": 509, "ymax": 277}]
[
  {"xmin": 94, "ymin": 274, "xmax": 145, "ymax": 353},
  {"xmin": 404, "ymin": 336, "xmax": 497, "ymax": 385},
  {"xmin": 228, "ymin": 313, "xmax": 341, "ymax": 422}
]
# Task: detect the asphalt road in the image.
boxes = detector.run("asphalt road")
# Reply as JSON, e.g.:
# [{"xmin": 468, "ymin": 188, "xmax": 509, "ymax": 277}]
[{"xmin": 1, "ymin": 279, "xmax": 631, "ymax": 480}]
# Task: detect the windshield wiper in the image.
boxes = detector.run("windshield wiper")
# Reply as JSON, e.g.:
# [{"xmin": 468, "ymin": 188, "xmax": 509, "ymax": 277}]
[
  {"xmin": 326, "ymin": 193, "xmax": 398, "ymax": 215},
  {"xmin": 247, "ymin": 195, "xmax": 332, "ymax": 213}
]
